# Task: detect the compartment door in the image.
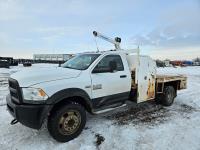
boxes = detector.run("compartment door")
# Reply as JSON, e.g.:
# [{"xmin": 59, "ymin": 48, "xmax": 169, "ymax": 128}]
[{"xmin": 137, "ymin": 57, "xmax": 156, "ymax": 103}]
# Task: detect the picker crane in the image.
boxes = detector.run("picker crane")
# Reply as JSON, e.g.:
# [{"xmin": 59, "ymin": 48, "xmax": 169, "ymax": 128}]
[
  {"xmin": 92, "ymin": 31, "xmax": 139, "ymax": 55},
  {"xmin": 93, "ymin": 31, "xmax": 140, "ymax": 81},
  {"xmin": 93, "ymin": 31, "xmax": 121, "ymax": 49}
]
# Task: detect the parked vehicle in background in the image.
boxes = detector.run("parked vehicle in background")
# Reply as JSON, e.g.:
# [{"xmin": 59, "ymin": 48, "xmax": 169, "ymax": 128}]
[
  {"xmin": 182, "ymin": 60, "xmax": 193, "ymax": 66},
  {"xmin": 156, "ymin": 59, "xmax": 165, "ymax": 67},
  {"xmin": 0, "ymin": 60, "xmax": 9, "ymax": 68},
  {"xmin": 6, "ymin": 31, "xmax": 187, "ymax": 142},
  {"xmin": 23, "ymin": 62, "xmax": 32, "ymax": 67},
  {"xmin": 0, "ymin": 57, "xmax": 18, "ymax": 68}
]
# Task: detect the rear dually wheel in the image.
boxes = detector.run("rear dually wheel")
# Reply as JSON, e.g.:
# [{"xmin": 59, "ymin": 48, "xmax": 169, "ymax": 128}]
[{"xmin": 157, "ymin": 86, "xmax": 176, "ymax": 106}]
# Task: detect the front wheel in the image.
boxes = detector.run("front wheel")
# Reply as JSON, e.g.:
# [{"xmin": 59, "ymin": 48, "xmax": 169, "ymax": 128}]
[{"xmin": 47, "ymin": 102, "xmax": 86, "ymax": 142}]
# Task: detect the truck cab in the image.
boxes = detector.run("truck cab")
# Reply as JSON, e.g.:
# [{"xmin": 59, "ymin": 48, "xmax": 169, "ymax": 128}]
[{"xmin": 6, "ymin": 31, "xmax": 187, "ymax": 142}]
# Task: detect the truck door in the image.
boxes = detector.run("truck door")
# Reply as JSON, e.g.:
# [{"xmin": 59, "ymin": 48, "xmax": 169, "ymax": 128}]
[{"xmin": 91, "ymin": 54, "xmax": 131, "ymax": 108}]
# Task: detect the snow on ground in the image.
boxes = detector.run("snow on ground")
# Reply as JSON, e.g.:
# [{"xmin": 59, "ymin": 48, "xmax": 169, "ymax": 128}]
[{"xmin": 0, "ymin": 65, "xmax": 200, "ymax": 150}]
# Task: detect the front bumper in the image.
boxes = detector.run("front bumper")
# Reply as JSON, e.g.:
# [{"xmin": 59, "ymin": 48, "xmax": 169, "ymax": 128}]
[{"xmin": 6, "ymin": 94, "xmax": 50, "ymax": 129}]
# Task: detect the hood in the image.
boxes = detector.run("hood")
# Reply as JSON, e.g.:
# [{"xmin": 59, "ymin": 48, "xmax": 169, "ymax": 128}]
[{"xmin": 10, "ymin": 67, "xmax": 81, "ymax": 87}]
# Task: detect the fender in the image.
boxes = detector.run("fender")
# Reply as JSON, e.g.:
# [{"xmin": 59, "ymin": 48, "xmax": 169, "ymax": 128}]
[{"xmin": 45, "ymin": 88, "xmax": 93, "ymax": 112}]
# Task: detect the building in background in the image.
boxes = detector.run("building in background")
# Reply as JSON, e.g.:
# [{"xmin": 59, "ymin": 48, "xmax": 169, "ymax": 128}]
[{"xmin": 33, "ymin": 54, "xmax": 74, "ymax": 62}]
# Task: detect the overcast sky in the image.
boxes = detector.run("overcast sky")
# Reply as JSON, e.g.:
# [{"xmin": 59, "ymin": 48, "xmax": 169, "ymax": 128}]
[{"xmin": 0, "ymin": 0, "xmax": 199, "ymax": 60}]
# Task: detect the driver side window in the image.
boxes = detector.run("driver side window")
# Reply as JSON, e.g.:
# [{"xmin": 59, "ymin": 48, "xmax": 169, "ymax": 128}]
[{"xmin": 93, "ymin": 55, "xmax": 124, "ymax": 73}]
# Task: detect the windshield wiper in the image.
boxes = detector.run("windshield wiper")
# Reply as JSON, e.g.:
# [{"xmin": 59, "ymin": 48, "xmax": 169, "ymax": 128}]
[{"xmin": 63, "ymin": 66, "xmax": 79, "ymax": 70}]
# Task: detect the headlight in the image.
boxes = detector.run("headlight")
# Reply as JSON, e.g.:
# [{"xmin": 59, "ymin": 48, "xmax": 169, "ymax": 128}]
[{"xmin": 22, "ymin": 88, "xmax": 48, "ymax": 101}]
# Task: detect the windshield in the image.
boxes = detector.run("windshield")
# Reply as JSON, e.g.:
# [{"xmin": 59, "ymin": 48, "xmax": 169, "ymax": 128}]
[{"xmin": 62, "ymin": 54, "xmax": 100, "ymax": 70}]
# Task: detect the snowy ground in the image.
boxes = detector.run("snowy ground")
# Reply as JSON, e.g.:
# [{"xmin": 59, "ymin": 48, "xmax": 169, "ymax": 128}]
[{"xmin": 0, "ymin": 64, "xmax": 200, "ymax": 150}]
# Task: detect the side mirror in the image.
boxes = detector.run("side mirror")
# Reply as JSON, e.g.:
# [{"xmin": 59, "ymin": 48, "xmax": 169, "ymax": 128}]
[{"xmin": 109, "ymin": 61, "xmax": 117, "ymax": 72}]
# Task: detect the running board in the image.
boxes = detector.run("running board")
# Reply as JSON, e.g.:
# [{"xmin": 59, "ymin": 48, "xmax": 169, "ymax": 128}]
[{"xmin": 92, "ymin": 104, "xmax": 127, "ymax": 114}]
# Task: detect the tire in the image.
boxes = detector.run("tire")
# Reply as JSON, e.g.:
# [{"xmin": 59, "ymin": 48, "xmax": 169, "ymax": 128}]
[
  {"xmin": 160, "ymin": 86, "xmax": 175, "ymax": 106},
  {"xmin": 47, "ymin": 102, "xmax": 86, "ymax": 142}
]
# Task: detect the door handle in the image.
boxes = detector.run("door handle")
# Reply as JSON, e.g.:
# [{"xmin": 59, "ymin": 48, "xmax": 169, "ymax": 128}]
[{"xmin": 120, "ymin": 75, "xmax": 127, "ymax": 78}]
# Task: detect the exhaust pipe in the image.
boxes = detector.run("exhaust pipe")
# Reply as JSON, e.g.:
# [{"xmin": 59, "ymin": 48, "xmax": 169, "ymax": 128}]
[{"xmin": 10, "ymin": 119, "xmax": 18, "ymax": 125}]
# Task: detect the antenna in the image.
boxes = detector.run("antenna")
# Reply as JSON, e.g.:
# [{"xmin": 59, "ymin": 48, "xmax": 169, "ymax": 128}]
[{"xmin": 93, "ymin": 31, "xmax": 121, "ymax": 50}]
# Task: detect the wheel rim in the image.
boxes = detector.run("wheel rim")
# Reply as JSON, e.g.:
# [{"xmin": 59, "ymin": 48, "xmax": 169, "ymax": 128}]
[{"xmin": 58, "ymin": 110, "xmax": 81, "ymax": 135}]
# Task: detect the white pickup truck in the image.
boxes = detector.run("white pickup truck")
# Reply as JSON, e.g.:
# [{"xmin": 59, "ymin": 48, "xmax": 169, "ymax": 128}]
[{"xmin": 6, "ymin": 31, "xmax": 187, "ymax": 142}]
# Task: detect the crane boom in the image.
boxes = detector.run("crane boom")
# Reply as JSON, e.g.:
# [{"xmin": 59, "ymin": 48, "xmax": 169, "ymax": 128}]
[{"xmin": 93, "ymin": 31, "xmax": 121, "ymax": 49}]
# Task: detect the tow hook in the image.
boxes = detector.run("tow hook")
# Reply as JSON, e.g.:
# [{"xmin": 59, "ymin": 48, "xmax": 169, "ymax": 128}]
[{"xmin": 10, "ymin": 119, "xmax": 18, "ymax": 125}]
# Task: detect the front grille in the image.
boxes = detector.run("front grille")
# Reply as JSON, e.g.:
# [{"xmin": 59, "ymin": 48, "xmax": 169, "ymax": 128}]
[{"xmin": 8, "ymin": 78, "xmax": 22, "ymax": 103}]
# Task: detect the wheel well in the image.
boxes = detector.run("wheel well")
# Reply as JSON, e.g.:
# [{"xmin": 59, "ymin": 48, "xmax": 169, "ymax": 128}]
[{"xmin": 49, "ymin": 96, "xmax": 92, "ymax": 115}]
